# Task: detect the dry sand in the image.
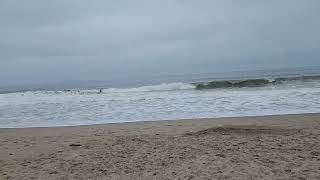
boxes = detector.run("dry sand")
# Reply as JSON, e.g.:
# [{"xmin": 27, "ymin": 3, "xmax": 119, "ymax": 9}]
[{"xmin": 0, "ymin": 114, "xmax": 320, "ymax": 180}]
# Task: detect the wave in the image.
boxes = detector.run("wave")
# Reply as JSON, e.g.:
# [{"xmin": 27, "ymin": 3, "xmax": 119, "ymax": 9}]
[
  {"xmin": 273, "ymin": 75, "xmax": 320, "ymax": 83},
  {"xmin": 34, "ymin": 75, "xmax": 320, "ymax": 94},
  {"xmin": 2, "ymin": 75, "xmax": 320, "ymax": 95},
  {"xmin": 194, "ymin": 75, "xmax": 320, "ymax": 90},
  {"xmin": 195, "ymin": 79, "xmax": 270, "ymax": 90},
  {"xmin": 12, "ymin": 82, "xmax": 195, "ymax": 95},
  {"xmin": 104, "ymin": 82, "xmax": 195, "ymax": 93}
]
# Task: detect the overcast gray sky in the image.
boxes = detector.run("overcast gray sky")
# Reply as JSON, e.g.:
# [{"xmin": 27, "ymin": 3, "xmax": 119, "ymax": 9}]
[{"xmin": 0, "ymin": 0, "xmax": 320, "ymax": 86}]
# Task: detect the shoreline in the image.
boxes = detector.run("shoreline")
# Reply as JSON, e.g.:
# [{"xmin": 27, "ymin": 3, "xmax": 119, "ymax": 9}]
[
  {"xmin": 1, "ymin": 112, "xmax": 320, "ymax": 129},
  {"xmin": 1, "ymin": 113, "xmax": 320, "ymax": 179}
]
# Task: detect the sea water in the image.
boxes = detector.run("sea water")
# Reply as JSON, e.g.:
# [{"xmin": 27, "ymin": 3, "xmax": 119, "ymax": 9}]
[{"xmin": 1, "ymin": 67, "xmax": 320, "ymax": 128}]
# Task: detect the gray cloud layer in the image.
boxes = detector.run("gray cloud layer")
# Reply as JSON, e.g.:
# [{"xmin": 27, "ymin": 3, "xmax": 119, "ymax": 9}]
[{"xmin": 0, "ymin": 0, "xmax": 320, "ymax": 85}]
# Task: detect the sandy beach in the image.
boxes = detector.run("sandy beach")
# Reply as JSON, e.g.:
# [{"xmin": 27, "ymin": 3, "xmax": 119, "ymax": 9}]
[{"xmin": 0, "ymin": 114, "xmax": 320, "ymax": 180}]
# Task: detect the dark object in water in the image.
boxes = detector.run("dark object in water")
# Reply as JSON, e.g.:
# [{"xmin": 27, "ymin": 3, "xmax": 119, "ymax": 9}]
[{"xmin": 69, "ymin": 143, "xmax": 82, "ymax": 147}]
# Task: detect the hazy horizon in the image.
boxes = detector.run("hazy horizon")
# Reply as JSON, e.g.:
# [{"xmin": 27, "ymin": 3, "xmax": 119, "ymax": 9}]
[{"xmin": 2, "ymin": 65, "xmax": 320, "ymax": 87}]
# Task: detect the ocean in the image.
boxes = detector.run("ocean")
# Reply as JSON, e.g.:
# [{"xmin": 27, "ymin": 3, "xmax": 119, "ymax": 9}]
[{"xmin": 1, "ymin": 67, "xmax": 320, "ymax": 128}]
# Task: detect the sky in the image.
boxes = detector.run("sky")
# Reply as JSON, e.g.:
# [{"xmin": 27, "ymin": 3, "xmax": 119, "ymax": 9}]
[{"xmin": 0, "ymin": 0, "xmax": 320, "ymax": 86}]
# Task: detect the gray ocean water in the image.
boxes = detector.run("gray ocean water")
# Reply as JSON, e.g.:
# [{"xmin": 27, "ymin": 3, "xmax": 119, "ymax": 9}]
[{"xmin": 1, "ymin": 67, "xmax": 320, "ymax": 128}]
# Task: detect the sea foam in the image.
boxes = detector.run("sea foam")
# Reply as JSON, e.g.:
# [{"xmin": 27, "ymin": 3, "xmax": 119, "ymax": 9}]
[{"xmin": 1, "ymin": 75, "xmax": 320, "ymax": 128}]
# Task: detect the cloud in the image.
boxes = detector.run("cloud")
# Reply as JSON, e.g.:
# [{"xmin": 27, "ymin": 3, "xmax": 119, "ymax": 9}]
[{"xmin": 0, "ymin": 0, "xmax": 320, "ymax": 85}]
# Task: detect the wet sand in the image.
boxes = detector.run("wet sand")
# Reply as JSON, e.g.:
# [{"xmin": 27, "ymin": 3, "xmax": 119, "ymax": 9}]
[{"xmin": 0, "ymin": 114, "xmax": 320, "ymax": 180}]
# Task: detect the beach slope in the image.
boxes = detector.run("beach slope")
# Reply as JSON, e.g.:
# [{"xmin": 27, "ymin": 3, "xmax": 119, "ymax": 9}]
[{"xmin": 0, "ymin": 114, "xmax": 320, "ymax": 179}]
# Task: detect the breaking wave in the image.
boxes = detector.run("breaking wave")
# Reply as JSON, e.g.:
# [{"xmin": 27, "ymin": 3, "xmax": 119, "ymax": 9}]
[
  {"xmin": 2, "ymin": 75, "xmax": 320, "ymax": 95},
  {"xmin": 1, "ymin": 74, "xmax": 320, "ymax": 128},
  {"xmin": 104, "ymin": 82, "xmax": 195, "ymax": 93},
  {"xmin": 16, "ymin": 82, "xmax": 196, "ymax": 95},
  {"xmin": 194, "ymin": 75, "xmax": 320, "ymax": 90}
]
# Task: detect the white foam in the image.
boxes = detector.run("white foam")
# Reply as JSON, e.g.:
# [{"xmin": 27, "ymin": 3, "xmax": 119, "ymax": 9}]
[
  {"xmin": 1, "ymin": 81, "xmax": 320, "ymax": 128},
  {"xmin": 104, "ymin": 82, "xmax": 195, "ymax": 93}
]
